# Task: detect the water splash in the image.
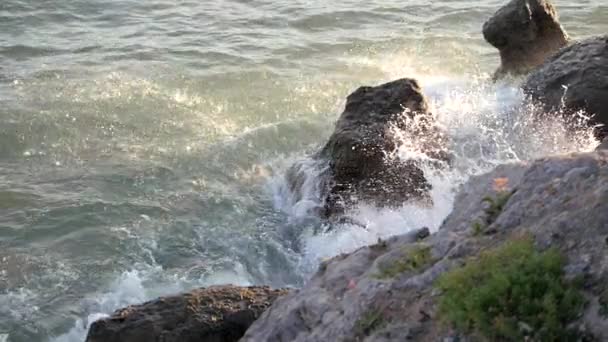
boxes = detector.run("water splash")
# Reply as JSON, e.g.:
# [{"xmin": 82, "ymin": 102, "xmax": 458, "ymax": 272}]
[
  {"xmin": 50, "ymin": 262, "xmax": 254, "ymax": 342},
  {"xmin": 272, "ymin": 76, "xmax": 598, "ymax": 277},
  {"xmin": 50, "ymin": 270, "xmax": 151, "ymax": 342}
]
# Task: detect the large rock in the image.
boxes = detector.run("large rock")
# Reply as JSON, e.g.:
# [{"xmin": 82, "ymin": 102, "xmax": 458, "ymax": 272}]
[
  {"xmin": 85, "ymin": 285, "xmax": 288, "ymax": 342},
  {"xmin": 483, "ymin": 0, "xmax": 568, "ymax": 78},
  {"xmin": 524, "ymin": 36, "xmax": 608, "ymax": 139},
  {"xmin": 242, "ymin": 150, "xmax": 608, "ymax": 341},
  {"xmin": 287, "ymin": 78, "xmax": 448, "ymax": 219}
]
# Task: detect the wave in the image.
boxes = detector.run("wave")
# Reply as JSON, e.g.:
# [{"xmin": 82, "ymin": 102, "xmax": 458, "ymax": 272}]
[{"xmin": 272, "ymin": 75, "xmax": 597, "ymax": 276}]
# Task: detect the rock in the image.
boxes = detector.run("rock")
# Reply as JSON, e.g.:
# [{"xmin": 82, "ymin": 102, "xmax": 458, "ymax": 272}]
[
  {"xmin": 287, "ymin": 78, "xmax": 449, "ymax": 219},
  {"xmin": 85, "ymin": 285, "xmax": 288, "ymax": 342},
  {"xmin": 242, "ymin": 150, "xmax": 608, "ymax": 341},
  {"xmin": 598, "ymin": 140, "xmax": 608, "ymax": 151},
  {"xmin": 483, "ymin": 0, "xmax": 568, "ymax": 78},
  {"xmin": 523, "ymin": 36, "xmax": 608, "ymax": 139}
]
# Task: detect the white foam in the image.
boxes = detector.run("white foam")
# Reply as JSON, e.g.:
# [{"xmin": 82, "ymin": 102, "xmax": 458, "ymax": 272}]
[
  {"xmin": 50, "ymin": 270, "xmax": 149, "ymax": 342},
  {"xmin": 296, "ymin": 169, "xmax": 457, "ymax": 275},
  {"xmin": 50, "ymin": 262, "xmax": 254, "ymax": 342},
  {"xmin": 270, "ymin": 157, "xmax": 329, "ymax": 221}
]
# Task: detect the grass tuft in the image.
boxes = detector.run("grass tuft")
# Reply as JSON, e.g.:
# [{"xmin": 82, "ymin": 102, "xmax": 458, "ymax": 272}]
[
  {"xmin": 354, "ymin": 309, "xmax": 385, "ymax": 337},
  {"xmin": 436, "ymin": 238, "xmax": 586, "ymax": 341},
  {"xmin": 471, "ymin": 190, "xmax": 514, "ymax": 236},
  {"xmin": 481, "ymin": 190, "xmax": 513, "ymax": 225},
  {"xmin": 472, "ymin": 221, "xmax": 485, "ymax": 236},
  {"xmin": 374, "ymin": 244, "xmax": 433, "ymax": 279}
]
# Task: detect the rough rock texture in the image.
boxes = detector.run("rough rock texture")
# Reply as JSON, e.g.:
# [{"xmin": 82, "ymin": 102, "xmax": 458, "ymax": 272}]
[
  {"xmin": 242, "ymin": 150, "xmax": 608, "ymax": 341},
  {"xmin": 287, "ymin": 78, "xmax": 448, "ymax": 219},
  {"xmin": 524, "ymin": 36, "xmax": 608, "ymax": 139},
  {"xmin": 85, "ymin": 285, "xmax": 288, "ymax": 342},
  {"xmin": 483, "ymin": 0, "xmax": 568, "ymax": 78}
]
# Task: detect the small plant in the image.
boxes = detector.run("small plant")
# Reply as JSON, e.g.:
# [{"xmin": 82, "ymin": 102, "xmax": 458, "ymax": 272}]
[
  {"xmin": 471, "ymin": 178, "xmax": 515, "ymax": 237},
  {"xmin": 436, "ymin": 238, "xmax": 586, "ymax": 341},
  {"xmin": 374, "ymin": 244, "xmax": 433, "ymax": 279},
  {"xmin": 354, "ymin": 308, "xmax": 385, "ymax": 337},
  {"xmin": 471, "ymin": 221, "xmax": 485, "ymax": 236},
  {"xmin": 481, "ymin": 190, "xmax": 513, "ymax": 225}
]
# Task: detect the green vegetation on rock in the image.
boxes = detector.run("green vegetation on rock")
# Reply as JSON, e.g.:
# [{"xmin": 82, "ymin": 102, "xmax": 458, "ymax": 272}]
[
  {"xmin": 482, "ymin": 190, "xmax": 513, "ymax": 224},
  {"xmin": 471, "ymin": 190, "xmax": 514, "ymax": 236},
  {"xmin": 354, "ymin": 308, "xmax": 385, "ymax": 337},
  {"xmin": 472, "ymin": 221, "xmax": 485, "ymax": 236},
  {"xmin": 374, "ymin": 244, "xmax": 433, "ymax": 279},
  {"xmin": 436, "ymin": 238, "xmax": 586, "ymax": 341}
]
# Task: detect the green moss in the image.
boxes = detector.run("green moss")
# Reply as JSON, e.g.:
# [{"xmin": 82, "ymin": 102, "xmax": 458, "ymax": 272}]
[
  {"xmin": 355, "ymin": 309, "xmax": 385, "ymax": 337},
  {"xmin": 436, "ymin": 238, "xmax": 586, "ymax": 341},
  {"xmin": 481, "ymin": 190, "xmax": 513, "ymax": 225},
  {"xmin": 374, "ymin": 244, "xmax": 433, "ymax": 279},
  {"xmin": 472, "ymin": 221, "xmax": 485, "ymax": 236}
]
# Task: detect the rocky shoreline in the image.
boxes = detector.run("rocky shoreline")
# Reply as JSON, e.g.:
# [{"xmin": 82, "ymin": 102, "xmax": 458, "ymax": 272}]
[
  {"xmin": 85, "ymin": 0, "xmax": 608, "ymax": 341},
  {"xmin": 242, "ymin": 149, "xmax": 608, "ymax": 341}
]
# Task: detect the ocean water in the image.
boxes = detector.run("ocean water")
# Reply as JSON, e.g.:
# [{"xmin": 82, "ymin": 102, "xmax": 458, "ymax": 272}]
[{"xmin": 0, "ymin": 0, "xmax": 606, "ymax": 341}]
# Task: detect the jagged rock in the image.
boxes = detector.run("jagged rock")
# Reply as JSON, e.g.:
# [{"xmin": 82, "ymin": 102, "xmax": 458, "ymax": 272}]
[
  {"xmin": 242, "ymin": 150, "xmax": 608, "ymax": 341},
  {"xmin": 85, "ymin": 285, "xmax": 288, "ymax": 342},
  {"xmin": 524, "ymin": 36, "xmax": 608, "ymax": 139},
  {"xmin": 287, "ymin": 78, "xmax": 449, "ymax": 219},
  {"xmin": 483, "ymin": 0, "xmax": 568, "ymax": 78}
]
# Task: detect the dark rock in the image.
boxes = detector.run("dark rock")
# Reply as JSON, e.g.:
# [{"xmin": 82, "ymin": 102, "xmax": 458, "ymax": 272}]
[
  {"xmin": 288, "ymin": 78, "xmax": 448, "ymax": 218},
  {"xmin": 85, "ymin": 285, "xmax": 288, "ymax": 342},
  {"xmin": 483, "ymin": 0, "xmax": 568, "ymax": 78},
  {"xmin": 598, "ymin": 140, "xmax": 608, "ymax": 151},
  {"xmin": 416, "ymin": 227, "xmax": 431, "ymax": 240},
  {"xmin": 524, "ymin": 36, "xmax": 608, "ymax": 140}
]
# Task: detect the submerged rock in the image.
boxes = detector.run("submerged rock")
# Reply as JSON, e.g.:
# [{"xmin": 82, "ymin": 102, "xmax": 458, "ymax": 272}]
[
  {"xmin": 242, "ymin": 150, "xmax": 608, "ymax": 341},
  {"xmin": 85, "ymin": 285, "xmax": 288, "ymax": 342},
  {"xmin": 483, "ymin": 0, "xmax": 568, "ymax": 78},
  {"xmin": 523, "ymin": 36, "xmax": 608, "ymax": 139},
  {"xmin": 287, "ymin": 78, "xmax": 449, "ymax": 219}
]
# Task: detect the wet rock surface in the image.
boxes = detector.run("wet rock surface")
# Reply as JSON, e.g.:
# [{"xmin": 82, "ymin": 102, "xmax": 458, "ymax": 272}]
[
  {"xmin": 483, "ymin": 0, "xmax": 568, "ymax": 78},
  {"xmin": 524, "ymin": 35, "xmax": 608, "ymax": 139},
  {"xmin": 286, "ymin": 78, "xmax": 449, "ymax": 219},
  {"xmin": 85, "ymin": 285, "xmax": 288, "ymax": 342},
  {"xmin": 242, "ymin": 150, "xmax": 608, "ymax": 341}
]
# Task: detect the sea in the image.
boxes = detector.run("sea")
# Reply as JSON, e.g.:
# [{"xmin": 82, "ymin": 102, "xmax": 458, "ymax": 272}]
[{"xmin": 0, "ymin": 0, "xmax": 606, "ymax": 341}]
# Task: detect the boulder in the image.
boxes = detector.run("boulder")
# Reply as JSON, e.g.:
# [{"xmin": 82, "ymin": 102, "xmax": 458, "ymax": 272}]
[
  {"xmin": 242, "ymin": 150, "xmax": 608, "ymax": 341},
  {"xmin": 523, "ymin": 36, "xmax": 608, "ymax": 139},
  {"xmin": 286, "ymin": 78, "xmax": 449, "ymax": 219},
  {"xmin": 85, "ymin": 285, "xmax": 288, "ymax": 342},
  {"xmin": 483, "ymin": 0, "xmax": 568, "ymax": 78}
]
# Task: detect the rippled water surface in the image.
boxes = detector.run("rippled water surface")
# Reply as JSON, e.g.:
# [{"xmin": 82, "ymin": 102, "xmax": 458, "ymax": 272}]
[{"xmin": 0, "ymin": 0, "xmax": 606, "ymax": 341}]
